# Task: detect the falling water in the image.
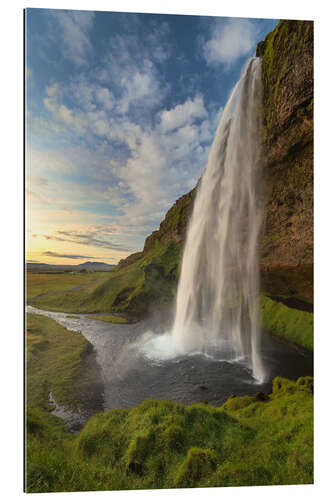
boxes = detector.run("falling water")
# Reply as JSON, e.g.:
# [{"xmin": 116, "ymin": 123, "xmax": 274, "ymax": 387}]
[{"xmin": 171, "ymin": 57, "xmax": 265, "ymax": 382}]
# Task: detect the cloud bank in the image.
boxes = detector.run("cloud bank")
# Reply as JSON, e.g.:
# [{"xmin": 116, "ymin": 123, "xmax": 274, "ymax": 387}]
[{"xmin": 203, "ymin": 19, "xmax": 258, "ymax": 66}]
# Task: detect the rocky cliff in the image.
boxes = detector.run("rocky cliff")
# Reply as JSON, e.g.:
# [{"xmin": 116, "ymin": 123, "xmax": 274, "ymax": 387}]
[
  {"xmin": 257, "ymin": 20, "xmax": 313, "ymax": 303},
  {"xmin": 91, "ymin": 20, "xmax": 313, "ymax": 322}
]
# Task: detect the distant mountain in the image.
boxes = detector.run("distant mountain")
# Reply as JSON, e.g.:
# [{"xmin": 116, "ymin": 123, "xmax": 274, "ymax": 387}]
[
  {"xmin": 26, "ymin": 261, "xmax": 115, "ymax": 271},
  {"xmin": 77, "ymin": 261, "xmax": 115, "ymax": 270}
]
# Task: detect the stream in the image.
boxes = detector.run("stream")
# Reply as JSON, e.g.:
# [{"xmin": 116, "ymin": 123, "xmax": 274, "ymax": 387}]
[{"xmin": 26, "ymin": 306, "xmax": 313, "ymax": 432}]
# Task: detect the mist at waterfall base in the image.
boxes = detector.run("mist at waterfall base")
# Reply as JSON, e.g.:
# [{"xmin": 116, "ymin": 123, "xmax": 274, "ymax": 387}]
[{"xmin": 142, "ymin": 57, "xmax": 266, "ymax": 383}]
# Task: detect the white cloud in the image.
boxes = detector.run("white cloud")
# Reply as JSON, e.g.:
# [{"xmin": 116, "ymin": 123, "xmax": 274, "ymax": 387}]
[
  {"xmin": 26, "ymin": 148, "xmax": 76, "ymax": 176},
  {"xmin": 69, "ymin": 77, "xmax": 115, "ymax": 113},
  {"xmin": 159, "ymin": 95, "xmax": 207, "ymax": 132},
  {"xmin": 43, "ymin": 83, "xmax": 108, "ymax": 137},
  {"xmin": 100, "ymin": 33, "xmax": 168, "ymax": 115},
  {"xmin": 203, "ymin": 19, "xmax": 257, "ymax": 66},
  {"xmin": 70, "ymin": 79, "xmax": 96, "ymax": 111},
  {"xmin": 50, "ymin": 10, "xmax": 95, "ymax": 66},
  {"xmin": 118, "ymin": 69, "xmax": 160, "ymax": 114},
  {"xmin": 46, "ymin": 82, "xmax": 60, "ymax": 97},
  {"xmin": 95, "ymin": 87, "xmax": 114, "ymax": 110},
  {"xmin": 43, "ymin": 82, "xmax": 61, "ymax": 112}
]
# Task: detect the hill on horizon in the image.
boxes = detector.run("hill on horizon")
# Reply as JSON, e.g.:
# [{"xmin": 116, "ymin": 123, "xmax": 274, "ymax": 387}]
[{"xmin": 26, "ymin": 261, "xmax": 116, "ymax": 271}]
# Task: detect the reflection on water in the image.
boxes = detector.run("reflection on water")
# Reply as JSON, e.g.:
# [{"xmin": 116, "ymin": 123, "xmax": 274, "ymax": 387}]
[{"xmin": 26, "ymin": 306, "xmax": 313, "ymax": 431}]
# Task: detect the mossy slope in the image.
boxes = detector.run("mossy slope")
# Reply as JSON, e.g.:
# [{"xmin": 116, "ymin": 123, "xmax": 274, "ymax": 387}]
[
  {"xmin": 261, "ymin": 296, "xmax": 313, "ymax": 350},
  {"xmin": 26, "ymin": 376, "xmax": 313, "ymax": 492}
]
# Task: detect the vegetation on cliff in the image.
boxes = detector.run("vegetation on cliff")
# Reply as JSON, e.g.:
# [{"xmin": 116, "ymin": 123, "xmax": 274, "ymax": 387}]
[{"xmin": 26, "ymin": 376, "xmax": 313, "ymax": 492}]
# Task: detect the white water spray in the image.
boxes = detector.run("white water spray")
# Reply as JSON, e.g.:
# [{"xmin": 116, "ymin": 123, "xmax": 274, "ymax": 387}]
[{"xmin": 171, "ymin": 57, "xmax": 265, "ymax": 382}]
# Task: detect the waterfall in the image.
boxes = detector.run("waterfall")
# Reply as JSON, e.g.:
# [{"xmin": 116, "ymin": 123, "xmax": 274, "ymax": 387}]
[{"xmin": 171, "ymin": 57, "xmax": 265, "ymax": 382}]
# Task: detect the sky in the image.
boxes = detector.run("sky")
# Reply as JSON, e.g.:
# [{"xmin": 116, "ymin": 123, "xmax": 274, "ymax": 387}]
[{"xmin": 25, "ymin": 8, "xmax": 278, "ymax": 265}]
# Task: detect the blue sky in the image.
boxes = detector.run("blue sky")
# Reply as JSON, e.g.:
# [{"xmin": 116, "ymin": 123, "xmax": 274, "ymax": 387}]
[{"xmin": 25, "ymin": 8, "xmax": 278, "ymax": 264}]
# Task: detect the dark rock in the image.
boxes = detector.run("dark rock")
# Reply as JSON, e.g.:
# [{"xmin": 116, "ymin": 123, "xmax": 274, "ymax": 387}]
[
  {"xmin": 255, "ymin": 392, "xmax": 269, "ymax": 402},
  {"xmin": 127, "ymin": 462, "xmax": 143, "ymax": 475}
]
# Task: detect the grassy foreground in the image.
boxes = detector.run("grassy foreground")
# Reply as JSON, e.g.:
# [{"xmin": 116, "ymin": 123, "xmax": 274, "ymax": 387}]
[
  {"xmin": 25, "ymin": 312, "xmax": 313, "ymax": 492},
  {"xmin": 26, "ymin": 376, "xmax": 313, "ymax": 492}
]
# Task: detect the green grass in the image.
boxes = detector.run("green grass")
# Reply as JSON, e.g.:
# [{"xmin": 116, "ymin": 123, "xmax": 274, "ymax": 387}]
[
  {"xmin": 27, "ymin": 271, "xmax": 112, "ymax": 313},
  {"xmin": 26, "ymin": 376, "xmax": 313, "ymax": 492},
  {"xmin": 26, "ymin": 271, "xmax": 109, "ymax": 301},
  {"xmin": 26, "ymin": 313, "xmax": 91, "ymax": 411},
  {"xmin": 87, "ymin": 314, "xmax": 129, "ymax": 324},
  {"xmin": 261, "ymin": 295, "xmax": 313, "ymax": 350}
]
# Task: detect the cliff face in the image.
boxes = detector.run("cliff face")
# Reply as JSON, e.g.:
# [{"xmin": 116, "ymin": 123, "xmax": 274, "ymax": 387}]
[
  {"xmin": 93, "ymin": 19, "xmax": 313, "ymax": 317},
  {"xmin": 257, "ymin": 20, "xmax": 313, "ymax": 301}
]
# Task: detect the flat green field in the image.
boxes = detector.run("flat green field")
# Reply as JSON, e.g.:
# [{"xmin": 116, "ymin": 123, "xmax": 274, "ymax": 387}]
[{"xmin": 26, "ymin": 271, "xmax": 113, "ymax": 313}]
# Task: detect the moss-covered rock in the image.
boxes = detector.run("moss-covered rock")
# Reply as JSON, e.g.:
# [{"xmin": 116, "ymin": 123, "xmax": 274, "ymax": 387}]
[{"xmin": 261, "ymin": 295, "xmax": 313, "ymax": 350}]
